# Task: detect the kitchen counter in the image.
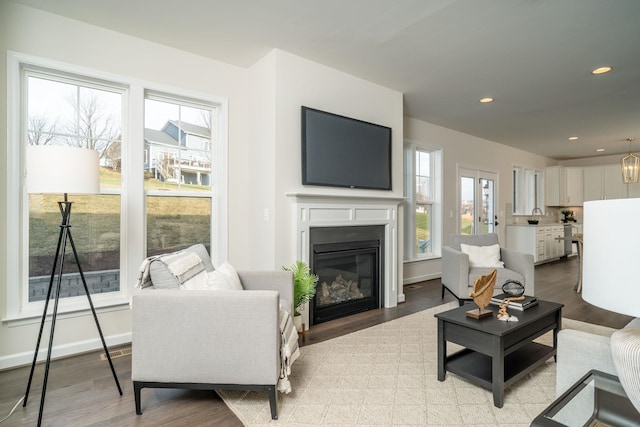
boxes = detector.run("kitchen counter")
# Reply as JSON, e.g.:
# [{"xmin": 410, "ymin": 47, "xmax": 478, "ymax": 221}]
[
  {"xmin": 506, "ymin": 224, "xmax": 568, "ymax": 264},
  {"xmin": 507, "ymin": 223, "xmax": 581, "ymax": 227}
]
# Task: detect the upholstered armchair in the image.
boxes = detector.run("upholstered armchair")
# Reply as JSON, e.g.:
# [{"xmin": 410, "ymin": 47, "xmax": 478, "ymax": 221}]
[
  {"xmin": 441, "ymin": 233, "xmax": 534, "ymax": 305},
  {"xmin": 131, "ymin": 244, "xmax": 295, "ymax": 420}
]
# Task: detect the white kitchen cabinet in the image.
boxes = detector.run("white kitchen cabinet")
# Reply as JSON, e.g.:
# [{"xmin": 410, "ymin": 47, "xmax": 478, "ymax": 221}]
[
  {"xmin": 507, "ymin": 226, "xmax": 540, "ymax": 263},
  {"xmin": 565, "ymin": 167, "xmax": 583, "ymax": 206},
  {"xmin": 545, "ymin": 166, "xmax": 583, "ymax": 206},
  {"xmin": 584, "ymin": 165, "xmax": 627, "ymax": 201},
  {"xmin": 603, "ymin": 164, "xmax": 626, "ymax": 199},
  {"xmin": 627, "ymin": 181, "xmax": 640, "ymax": 198},
  {"xmin": 507, "ymin": 224, "xmax": 566, "ymax": 264},
  {"xmin": 542, "ymin": 226, "xmax": 564, "ymax": 260},
  {"xmin": 545, "ymin": 166, "xmax": 563, "ymax": 206}
]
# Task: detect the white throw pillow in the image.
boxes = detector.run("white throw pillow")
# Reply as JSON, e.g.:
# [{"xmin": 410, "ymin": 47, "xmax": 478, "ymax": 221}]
[
  {"xmin": 206, "ymin": 262, "xmax": 243, "ymax": 290},
  {"xmin": 460, "ymin": 243, "xmax": 504, "ymax": 268}
]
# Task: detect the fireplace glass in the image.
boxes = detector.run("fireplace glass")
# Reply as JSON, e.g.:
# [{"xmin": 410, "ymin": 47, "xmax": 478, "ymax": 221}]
[{"xmin": 312, "ymin": 241, "xmax": 380, "ymax": 325}]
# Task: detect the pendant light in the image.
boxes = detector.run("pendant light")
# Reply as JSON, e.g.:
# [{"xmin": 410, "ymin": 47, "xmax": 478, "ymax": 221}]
[{"xmin": 620, "ymin": 137, "xmax": 639, "ymax": 184}]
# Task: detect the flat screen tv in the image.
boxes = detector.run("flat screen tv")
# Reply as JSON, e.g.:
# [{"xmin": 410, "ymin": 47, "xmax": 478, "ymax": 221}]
[{"xmin": 301, "ymin": 106, "xmax": 392, "ymax": 190}]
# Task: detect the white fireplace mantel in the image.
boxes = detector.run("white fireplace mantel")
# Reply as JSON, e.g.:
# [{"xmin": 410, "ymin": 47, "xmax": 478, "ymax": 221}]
[{"xmin": 287, "ymin": 192, "xmax": 404, "ymax": 322}]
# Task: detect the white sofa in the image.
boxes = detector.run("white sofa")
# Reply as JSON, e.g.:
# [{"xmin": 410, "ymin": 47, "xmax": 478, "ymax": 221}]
[
  {"xmin": 556, "ymin": 317, "xmax": 640, "ymax": 396},
  {"xmin": 131, "ymin": 244, "xmax": 294, "ymax": 420}
]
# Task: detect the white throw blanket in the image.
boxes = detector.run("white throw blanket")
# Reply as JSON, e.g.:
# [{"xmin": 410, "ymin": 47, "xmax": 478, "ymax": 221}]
[{"xmin": 278, "ymin": 307, "xmax": 300, "ymax": 393}]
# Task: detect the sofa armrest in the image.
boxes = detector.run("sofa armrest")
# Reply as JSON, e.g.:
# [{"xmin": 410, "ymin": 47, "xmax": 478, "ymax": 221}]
[
  {"xmin": 238, "ymin": 270, "xmax": 294, "ymax": 315},
  {"xmin": 556, "ymin": 329, "xmax": 616, "ymax": 396},
  {"xmin": 500, "ymin": 247, "xmax": 535, "ymax": 296},
  {"xmin": 132, "ymin": 289, "xmax": 280, "ymax": 386},
  {"xmin": 441, "ymin": 246, "xmax": 470, "ymax": 297}
]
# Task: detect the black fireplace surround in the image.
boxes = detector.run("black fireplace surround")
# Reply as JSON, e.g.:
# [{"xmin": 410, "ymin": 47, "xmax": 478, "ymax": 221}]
[{"xmin": 309, "ymin": 225, "xmax": 385, "ymax": 326}]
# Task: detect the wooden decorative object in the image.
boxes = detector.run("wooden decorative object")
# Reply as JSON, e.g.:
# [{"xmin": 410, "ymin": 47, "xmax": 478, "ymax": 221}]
[
  {"xmin": 497, "ymin": 295, "xmax": 526, "ymax": 321},
  {"xmin": 466, "ymin": 269, "xmax": 497, "ymax": 319}
]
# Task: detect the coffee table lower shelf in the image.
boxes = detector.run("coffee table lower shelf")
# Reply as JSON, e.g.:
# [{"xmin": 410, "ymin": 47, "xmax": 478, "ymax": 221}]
[{"xmin": 446, "ymin": 341, "xmax": 555, "ymax": 390}]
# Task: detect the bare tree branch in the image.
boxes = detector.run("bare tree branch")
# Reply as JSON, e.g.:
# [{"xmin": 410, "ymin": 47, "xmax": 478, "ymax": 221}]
[
  {"xmin": 27, "ymin": 115, "xmax": 57, "ymax": 146},
  {"xmin": 63, "ymin": 92, "xmax": 121, "ymax": 158}
]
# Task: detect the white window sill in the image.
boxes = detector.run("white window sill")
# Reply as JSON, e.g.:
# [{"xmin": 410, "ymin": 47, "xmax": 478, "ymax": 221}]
[{"xmin": 2, "ymin": 298, "xmax": 130, "ymax": 327}]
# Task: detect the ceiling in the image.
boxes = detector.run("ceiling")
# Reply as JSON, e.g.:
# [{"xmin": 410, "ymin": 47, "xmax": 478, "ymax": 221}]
[{"xmin": 10, "ymin": 0, "xmax": 640, "ymax": 160}]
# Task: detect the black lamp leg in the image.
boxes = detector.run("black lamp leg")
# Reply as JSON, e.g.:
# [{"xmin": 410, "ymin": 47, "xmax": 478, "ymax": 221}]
[
  {"xmin": 23, "ymin": 200, "xmax": 70, "ymax": 410},
  {"xmin": 67, "ymin": 227, "xmax": 123, "ymax": 395},
  {"xmin": 23, "ymin": 197, "xmax": 122, "ymax": 427}
]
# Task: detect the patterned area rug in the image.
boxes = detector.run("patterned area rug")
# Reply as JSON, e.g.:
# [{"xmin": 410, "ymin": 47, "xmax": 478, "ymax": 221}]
[{"xmin": 218, "ymin": 302, "xmax": 614, "ymax": 426}]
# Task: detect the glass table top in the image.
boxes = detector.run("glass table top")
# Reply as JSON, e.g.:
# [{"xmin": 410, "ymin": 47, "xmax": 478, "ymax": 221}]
[{"xmin": 533, "ymin": 370, "xmax": 640, "ymax": 427}]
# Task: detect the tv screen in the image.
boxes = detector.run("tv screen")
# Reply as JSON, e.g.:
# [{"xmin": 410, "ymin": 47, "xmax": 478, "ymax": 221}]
[{"xmin": 301, "ymin": 106, "xmax": 392, "ymax": 190}]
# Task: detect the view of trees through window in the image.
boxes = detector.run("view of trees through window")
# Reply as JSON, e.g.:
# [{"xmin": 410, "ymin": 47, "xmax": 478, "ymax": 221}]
[{"xmin": 26, "ymin": 74, "xmax": 123, "ymax": 301}]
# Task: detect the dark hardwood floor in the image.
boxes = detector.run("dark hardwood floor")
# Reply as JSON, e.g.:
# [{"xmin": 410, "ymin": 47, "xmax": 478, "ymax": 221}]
[{"xmin": 0, "ymin": 256, "xmax": 632, "ymax": 426}]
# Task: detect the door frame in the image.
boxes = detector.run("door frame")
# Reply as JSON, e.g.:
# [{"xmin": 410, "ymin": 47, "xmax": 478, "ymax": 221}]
[{"xmin": 457, "ymin": 165, "xmax": 499, "ymax": 235}]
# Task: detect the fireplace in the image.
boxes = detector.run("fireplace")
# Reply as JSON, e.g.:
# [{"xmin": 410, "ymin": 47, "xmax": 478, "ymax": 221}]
[{"xmin": 309, "ymin": 225, "xmax": 384, "ymax": 325}]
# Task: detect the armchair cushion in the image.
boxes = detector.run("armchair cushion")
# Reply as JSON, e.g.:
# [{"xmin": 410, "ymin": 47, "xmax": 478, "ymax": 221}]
[
  {"xmin": 207, "ymin": 262, "xmax": 243, "ymax": 290},
  {"xmin": 460, "ymin": 243, "xmax": 504, "ymax": 268}
]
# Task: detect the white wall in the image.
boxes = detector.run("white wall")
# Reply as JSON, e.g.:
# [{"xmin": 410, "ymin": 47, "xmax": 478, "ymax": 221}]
[
  {"xmin": 402, "ymin": 117, "xmax": 554, "ymax": 283},
  {"xmin": 0, "ymin": 2, "xmax": 251, "ymax": 367},
  {"xmin": 270, "ymin": 50, "xmax": 404, "ymax": 267}
]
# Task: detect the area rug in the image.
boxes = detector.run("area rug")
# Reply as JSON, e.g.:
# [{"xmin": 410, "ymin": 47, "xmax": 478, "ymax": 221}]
[{"xmin": 218, "ymin": 302, "xmax": 615, "ymax": 426}]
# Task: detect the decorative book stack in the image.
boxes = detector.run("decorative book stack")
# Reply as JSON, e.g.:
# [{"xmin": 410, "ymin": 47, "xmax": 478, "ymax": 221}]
[{"xmin": 490, "ymin": 294, "xmax": 539, "ymax": 311}]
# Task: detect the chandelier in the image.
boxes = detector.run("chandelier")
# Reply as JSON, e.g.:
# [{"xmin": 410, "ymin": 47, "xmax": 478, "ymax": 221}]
[{"xmin": 621, "ymin": 137, "xmax": 639, "ymax": 184}]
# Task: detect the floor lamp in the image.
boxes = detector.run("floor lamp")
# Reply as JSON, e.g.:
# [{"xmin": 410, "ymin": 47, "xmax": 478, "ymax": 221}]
[
  {"xmin": 23, "ymin": 145, "xmax": 122, "ymax": 427},
  {"xmin": 582, "ymin": 198, "xmax": 640, "ymax": 414}
]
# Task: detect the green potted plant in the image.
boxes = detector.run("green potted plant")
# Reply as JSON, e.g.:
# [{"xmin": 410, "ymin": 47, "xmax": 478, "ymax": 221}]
[
  {"xmin": 283, "ymin": 261, "xmax": 318, "ymax": 331},
  {"xmin": 561, "ymin": 210, "xmax": 574, "ymax": 223}
]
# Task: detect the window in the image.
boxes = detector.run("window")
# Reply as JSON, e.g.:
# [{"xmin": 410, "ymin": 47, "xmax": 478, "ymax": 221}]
[
  {"xmin": 513, "ymin": 166, "xmax": 544, "ymax": 214},
  {"xmin": 6, "ymin": 52, "xmax": 228, "ymax": 321},
  {"xmin": 404, "ymin": 143, "xmax": 442, "ymax": 260},
  {"xmin": 144, "ymin": 94, "xmax": 214, "ymax": 257},
  {"xmin": 25, "ymin": 71, "xmax": 124, "ymax": 303}
]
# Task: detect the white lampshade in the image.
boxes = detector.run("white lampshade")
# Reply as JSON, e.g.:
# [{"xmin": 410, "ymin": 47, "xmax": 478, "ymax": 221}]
[
  {"xmin": 26, "ymin": 145, "xmax": 100, "ymax": 195},
  {"xmin": 582, "ymin": 198, "xmax": 640, "ymax": 317}
]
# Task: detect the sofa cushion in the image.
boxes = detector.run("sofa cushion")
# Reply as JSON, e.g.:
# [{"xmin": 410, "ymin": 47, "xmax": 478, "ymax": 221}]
[
  {"xmin": 207, "ymin": 262, "xmax": 243, "ymax": 290},
  {"xmin": 149, "ymin": 244, "xmax": 211, "ymax": 289},
  {"xmin": 626, "ymin": 318, "xmax": 640, "ymax": 328},
  {"xmin": 610, "ymin": 326, "xmax": 640, "ymax": 413},
  {"xmin": 460, "ymin": 243, "xmax": 504, "ymax": 268}
]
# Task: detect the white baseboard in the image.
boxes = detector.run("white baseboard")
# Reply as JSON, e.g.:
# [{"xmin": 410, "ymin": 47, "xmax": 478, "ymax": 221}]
[
  {"xmin": 403, "ymin": 272, "xmax": 441, "ymax": 285},
  {"xmin": 0, "ymin": 333, "xmax": 132, "ymax": 371}
]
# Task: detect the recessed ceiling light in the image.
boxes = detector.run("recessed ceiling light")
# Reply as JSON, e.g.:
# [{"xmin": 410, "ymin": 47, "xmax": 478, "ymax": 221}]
[
  {"xmin": 592, "ymin": 66, "xmax": 612, "ymax": 75},
  {"xmin": 479, "ymin": 97, "xmax": 494, "ymax": 103},
  {"xmin": 596, "ymin": 148, "xmax": 605, "ymax": 152},
  {"xmin": 568, "ymin": 136, "xmax": 579, "ymax": 141}
]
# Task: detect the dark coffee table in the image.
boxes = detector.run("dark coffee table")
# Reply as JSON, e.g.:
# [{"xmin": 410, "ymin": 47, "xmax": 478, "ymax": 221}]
[{"xmin": 435, "ymin": 300, "xmax": 563, "ymax": 407}]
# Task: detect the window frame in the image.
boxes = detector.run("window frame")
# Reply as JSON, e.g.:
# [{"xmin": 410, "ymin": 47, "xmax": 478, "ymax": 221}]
[
  {"xmin": 5, "ymin": 51, "xmax": 228, "ymax": 324},
  {"xmin": 403, "ymin": 142, "xmax": 443, "ymax": 261},
  {"xmin": 512, "ymin": 165, "xmax": 544, "ymax": 215},
  {"xmin": 143, "ymin": 91, "xmax": 217, "ymax": 258}
]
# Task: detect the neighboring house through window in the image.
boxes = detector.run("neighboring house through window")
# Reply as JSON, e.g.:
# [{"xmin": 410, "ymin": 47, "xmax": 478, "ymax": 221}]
[{"xmin": 144, "ymin": 94, "xmax": 215, "ymax": 257}]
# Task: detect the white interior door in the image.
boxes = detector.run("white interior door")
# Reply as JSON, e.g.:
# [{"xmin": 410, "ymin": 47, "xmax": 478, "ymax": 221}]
[{"xmin": 459, "ymin": 168, "xmax": 498, "ymax": 235}]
